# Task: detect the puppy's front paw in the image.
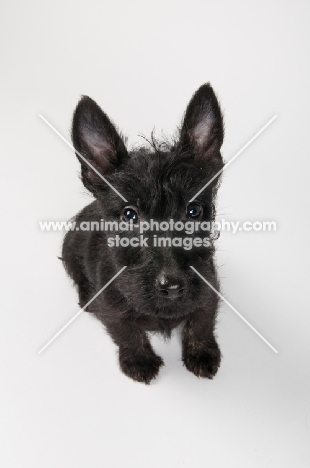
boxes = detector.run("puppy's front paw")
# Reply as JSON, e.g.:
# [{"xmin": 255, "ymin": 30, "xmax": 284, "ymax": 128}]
[
  {"xmin": 183, "ymin": 346, "xmax": 221, "ymax": 379},
  {"xmin": 119, "ymin": 351, "xmax": 164, "ymax": 384}
]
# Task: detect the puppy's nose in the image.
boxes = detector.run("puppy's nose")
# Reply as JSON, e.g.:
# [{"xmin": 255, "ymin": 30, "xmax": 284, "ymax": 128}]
[{"xmin": 156, "ymin": 274, "xmax": 186, "ymax": 300}]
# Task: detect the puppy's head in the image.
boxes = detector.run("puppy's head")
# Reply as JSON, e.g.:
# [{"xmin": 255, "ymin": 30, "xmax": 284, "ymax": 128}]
[{"xmin": 72, "ymin": 84, "xmax": 224, "ymax": 318}]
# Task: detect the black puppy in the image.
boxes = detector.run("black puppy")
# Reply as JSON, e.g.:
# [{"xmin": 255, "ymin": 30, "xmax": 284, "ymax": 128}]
[{"xmin": 62, "ymin": 83, "xmax": 224, "ymax": 383}]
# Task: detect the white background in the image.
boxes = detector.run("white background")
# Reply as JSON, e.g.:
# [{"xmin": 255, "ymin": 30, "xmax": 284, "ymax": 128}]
[{"xmin": 1, "ymin": 1, "xmax": 310, "ymax": 467}]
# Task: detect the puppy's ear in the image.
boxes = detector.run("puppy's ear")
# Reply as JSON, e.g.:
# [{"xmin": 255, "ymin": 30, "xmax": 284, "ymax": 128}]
[
  {"xmin": 72, "ymin": 96, "xmax": 127, "ymax": 193},
  {"xmin": 178, "ymin": 83, "xmax": 224, "ymax": 162}
]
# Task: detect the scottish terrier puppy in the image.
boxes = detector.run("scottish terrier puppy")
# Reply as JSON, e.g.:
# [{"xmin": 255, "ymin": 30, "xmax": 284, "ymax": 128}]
[{"xmin": 62, "ymin": 83, "xmax": 224, "ymax": 384}]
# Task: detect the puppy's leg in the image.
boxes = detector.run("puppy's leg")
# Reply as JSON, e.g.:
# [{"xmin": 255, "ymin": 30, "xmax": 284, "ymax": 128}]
[
  {"xmin": 105, "ymin": 319, "xmax": 163, "ymax": 384},
  {"xmin": 62, "ymin": 254, "xmax": 93, "ymax": 310},
  {"xmin": 182, "ymin": 305, "xmax": 221, "ymax": 379},
  {"xmin": 62, "ymin": 231, "xmax": 94, "ymax": 310}
]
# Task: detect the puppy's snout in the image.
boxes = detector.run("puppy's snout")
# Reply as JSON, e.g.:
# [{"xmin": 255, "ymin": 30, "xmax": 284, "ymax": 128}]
[{"xmin": 156, "ymin": 273, "xmax": 186, "ymax": 300}]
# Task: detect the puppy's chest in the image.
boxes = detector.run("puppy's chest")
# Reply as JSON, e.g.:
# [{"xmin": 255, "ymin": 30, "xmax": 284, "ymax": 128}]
[{"xmin": 135, "ymin": 314, "xmax": 185, "ymax": 336}]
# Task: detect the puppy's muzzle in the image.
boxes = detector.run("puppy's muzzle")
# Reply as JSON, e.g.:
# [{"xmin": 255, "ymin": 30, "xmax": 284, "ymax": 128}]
[{"xmin": 155, "ymin": 273, "xmax": 186, "ymax": 300}]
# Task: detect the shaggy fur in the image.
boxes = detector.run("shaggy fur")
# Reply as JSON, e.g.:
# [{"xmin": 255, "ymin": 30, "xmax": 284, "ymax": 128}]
[{"xmin": 62, "ymin": 83, "xmax": 224, "ymax": 383}]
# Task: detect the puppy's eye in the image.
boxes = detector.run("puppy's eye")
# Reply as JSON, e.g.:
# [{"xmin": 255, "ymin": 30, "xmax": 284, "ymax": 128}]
[
  {"xmin": 186, "ymin": 203, "xmax": 202, "ymax": 219},
  {"xmin": 122, "ymin": 208, "xmax": 139, "ymax": 223}
]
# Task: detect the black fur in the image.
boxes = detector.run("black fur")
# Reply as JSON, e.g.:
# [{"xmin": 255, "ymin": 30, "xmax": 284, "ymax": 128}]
[{"xmin": 62, "ymin": 83, "xmax": 224, "ymax": 384}]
